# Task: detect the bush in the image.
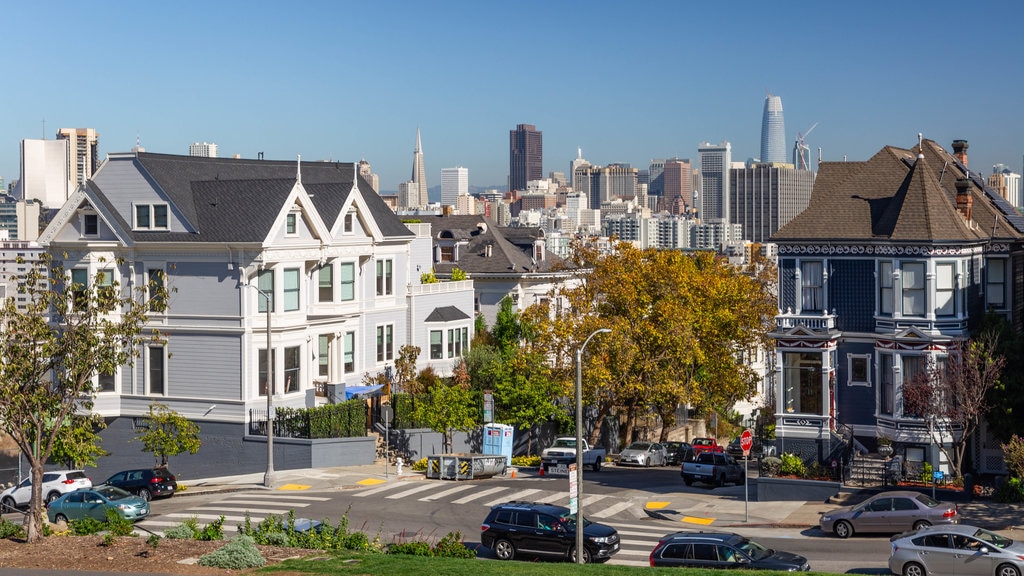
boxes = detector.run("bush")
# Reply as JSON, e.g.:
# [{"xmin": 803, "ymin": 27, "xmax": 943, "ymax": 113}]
[
  {"xmin": 433, "ymin": 531, "xmax": 476, "ymax": 559},
  {"xmin": 993, "ymin": 477, "xmax": 1024, "ymax": 503},
  {"xmin": 511, "ymin": 455, "xmax": 540, "ymax": 467},
  {"xmin": 164, "ymin": 516, "xmax": 200, "ymax": 539},
  {"xmin": 920, "ymin": 462, "xmax": 935, "ymax": 484},
  {"xmin": 779, "ymin": 453, "xmax": 807, "ymax": 477},
  {"xmin": 759, "ymin": 456, "xmax": 782, "ymax": 477},
  {"xmin": 0, "ymin": 518, "xmax": 25, "ymax": 539},
  {"xmin": 69, "ymin": 516, "xmax": 106, "ymax": 536},
  {"xmin": 1002, "ymin": 435, "xmax": 1024, "ymax": 479},
  {"xmin": 344, "ymin": 530, "xmax": 370, "ymax": 550},
  {"xmin": 198, "ymin": 534, "xmax": 266, "ymax": 569},
  {"xmin": 388, "ymin": 540, "xmax": 433, "ymax": 556},
  {"xmin": 197, "ymin": 516, "xmax": 225, "ymax": 540},
  {"xmin": 411, "ymin": 458, "xmax": 428, "ymax": 472}
]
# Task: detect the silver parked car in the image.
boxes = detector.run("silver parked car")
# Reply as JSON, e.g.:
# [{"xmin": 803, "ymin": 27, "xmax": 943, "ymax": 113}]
[
  {"xmin": 618, "ymin": 442, "xmax": 667, "ymax": 467},
  {"xmin": 820, "ymin": 490, "xmax": 959, "ymax": 538},
  {"xmin": 889, "ymin": 524, "xmax": 1024, "ymax": 576}
]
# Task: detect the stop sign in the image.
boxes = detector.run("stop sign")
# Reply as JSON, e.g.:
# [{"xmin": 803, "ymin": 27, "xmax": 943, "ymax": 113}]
[{"xmin": 740, "ymin": 429, "xmax": 753, "ymax": 455}]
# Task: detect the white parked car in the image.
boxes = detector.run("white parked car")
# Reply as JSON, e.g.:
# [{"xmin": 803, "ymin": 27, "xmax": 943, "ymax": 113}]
[
  {"xmin": 1, "ymin": 470, "xmax": 92, "ymax": 511},
  {"xmin": 617, "ymin": 442, "xmax": 668, "ymax": 467}
]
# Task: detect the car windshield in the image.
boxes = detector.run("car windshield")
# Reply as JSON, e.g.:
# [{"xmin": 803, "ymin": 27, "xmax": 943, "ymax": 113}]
[
  {"xmin": 552, "ymin": 439, "xmax": 576, "ymax": 448},
  {"xmin": 736, "ymin": 538, "xmax": 771, "ymax": 560},
  {"xmin": 95, "ymin": 486, "xmax": 133, "ymax": 501},
  {"xmin": 914, "ymin": 494, "xmax": 942, "ymax": 508},
  {"xmin": 972, "ymin": 528, "xmax": 1013, "ymax": 549},
  {"xmin": 694, "ymin": 439, "xmax": 712, "ymax": 446},
  {"xmin": 627, "ymin": 442, "xmax": 651, "ymax": 450}
]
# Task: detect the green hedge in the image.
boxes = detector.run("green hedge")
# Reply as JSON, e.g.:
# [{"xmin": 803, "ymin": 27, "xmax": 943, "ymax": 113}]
[{"xmin": 275, "ymin": 400, "xmax": 367, "ymax": 438}]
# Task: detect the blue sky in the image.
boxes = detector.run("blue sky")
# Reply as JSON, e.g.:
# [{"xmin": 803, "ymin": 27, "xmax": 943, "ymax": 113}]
[{"xmin": 3, "ymin": 1, "xmax": 1022, "ymax": 194}]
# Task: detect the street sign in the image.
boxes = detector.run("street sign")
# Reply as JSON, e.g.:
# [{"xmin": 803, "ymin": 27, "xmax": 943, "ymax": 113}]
[
  {"xmin": 483, "ymin": 391, "xmax": 493, "ymax": 423},
  {"xmin": 740, "ymin": 429, "xmax": 753, "ymax": 457},
  {"xmin": 381, "ymin": 405, "xmax": 393, "ymax": 425}
]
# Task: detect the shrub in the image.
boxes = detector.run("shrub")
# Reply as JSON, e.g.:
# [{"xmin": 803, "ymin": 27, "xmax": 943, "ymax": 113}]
[
  {"xmin": 105, "ymin": 509, "xmax": 137, "ymax": 537},
  {"xmin": 197, "ymin": 516, "xmax": 225, "ymax": 541},
  {"xmin": 433, "ymin": 531, "xmax": 476, "ymax": 559},
  {"xmin": 451, "ymin": 267, "xmax": 467, "ymax": 281},
  {"xmin": 69, "ymin": 516, "xmax": 106, "ymax": 536},
  {"xmin": 198, "ymin": 534, "xmax": 266, "ymax": 569},
  {"xmin": 511, "ymin": 455, "xmax": 540, "ymax": 467},
  {"xmin": 411, "ymin": 458, "xmax": 428, "ymax": 472},
  {"xmin": 420, "ymin": 271, "xmax": 438, "ymax": 284},
  {"xmin": 388, "ymin": 540, "xmax": 433, "ymax": 556},
  {"xmin": 164, "ymin": 517, "xmax": 200, "ymax": 539},
  {"xmin": 147, "ymin": 534, "xmax": 161, "ymax": 547},
  {"xmin": 920, "ymin": 462, "xmax": 935, "ymax": 484},
  {"xmin": 1002, "ymin": 435, "xmax": 1024, "ymax": 479},
  {"xmin": 344, "ymin": 530, "xmax": 370, "ymax": 550},
  {"xmin": 0, "ymin": 518, "xmax": 25, "ymax": 539},
  {"xmin": 994, "ymin": 477, "xmax": 1024, "ymax": 503},
  {"xmin": 779, "ymin": 453, "xmax": 807, "ymax": 477},
  {"xmin": 101, "ymin": 533, "xmax": 116, "ymax": 547},
  {"xmin": 759, "ymin": 456, "xmax": 782, "ymax": 477}
]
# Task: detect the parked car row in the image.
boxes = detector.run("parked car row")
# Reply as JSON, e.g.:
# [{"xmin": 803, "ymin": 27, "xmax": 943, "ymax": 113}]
[{"xmin": 0, "ymin": 467, "xmax": 178, "ymax": 515}]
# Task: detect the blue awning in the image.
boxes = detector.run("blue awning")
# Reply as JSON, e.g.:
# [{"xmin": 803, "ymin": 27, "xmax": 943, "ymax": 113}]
[{"xmin": 344, "ymin": 385, "xmax": 384, "ymax": 400}]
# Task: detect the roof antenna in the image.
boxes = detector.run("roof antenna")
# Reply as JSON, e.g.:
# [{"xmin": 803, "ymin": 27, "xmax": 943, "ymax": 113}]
[
  {"xmin": 918, "ymin": 133, "xmax": 924, "ymax": 159},
  {"xmin": 296, "ymin": 154, "xmax": 302, "ymax": 184}
]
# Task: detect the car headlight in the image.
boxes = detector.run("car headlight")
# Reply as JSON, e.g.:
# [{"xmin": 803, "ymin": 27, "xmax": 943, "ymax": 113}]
[
  {"xmin": 820, "ymin": 515, "xmax": 832, "ymax": 522},
  {"xmin": 589, "ymin": 536, "xmax": 612, "ymax": 544}
]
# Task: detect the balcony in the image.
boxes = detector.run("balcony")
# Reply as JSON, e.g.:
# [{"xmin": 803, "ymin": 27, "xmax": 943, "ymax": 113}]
[
  {"xmin": 409, "ymin": 279, "xmax": 473, "ymax": 295},
  {"xmin": 774, "ymin": 309, "xmax": 837, "ymax": 331}
]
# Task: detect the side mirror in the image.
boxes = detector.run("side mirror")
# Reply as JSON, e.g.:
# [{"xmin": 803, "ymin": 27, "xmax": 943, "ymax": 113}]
[{"xmin": 979, "ymin": 547, "xmax": 989, "ymax": 554}]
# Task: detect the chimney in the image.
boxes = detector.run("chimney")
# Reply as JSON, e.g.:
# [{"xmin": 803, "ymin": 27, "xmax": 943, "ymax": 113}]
[
  {"xmin": 952, "ymin": 140, "xmax": 969, "ymax": 167},
  {"xmin": 955, "ymin": 177, "xmax": 973, "ymax": 221}
]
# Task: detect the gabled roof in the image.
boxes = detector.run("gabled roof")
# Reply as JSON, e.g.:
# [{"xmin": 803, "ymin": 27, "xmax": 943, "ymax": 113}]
[
  {"xmin": 424, "ymin": 306, "xmax": 472, "ymax": 322},
  {"xmin": 416, "ymin": 214, "xmax": 564, "ymax": 275},
  {"xmin": 75, "ymin": 152, "xmax": 412, "ymax": 244},
  {"xmin": 771, "ymin": 139, "xmax": 1024, "ymax": 244}
]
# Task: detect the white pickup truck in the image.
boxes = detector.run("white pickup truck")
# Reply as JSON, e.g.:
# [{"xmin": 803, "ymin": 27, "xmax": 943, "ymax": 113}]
[{"xmin": 540, "ymin": 437, "xmax": 606, "ymax": 473}]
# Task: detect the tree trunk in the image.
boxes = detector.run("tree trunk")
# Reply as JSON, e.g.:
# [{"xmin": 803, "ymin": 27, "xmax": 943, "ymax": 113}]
[
  {"xmin": 25, "ymin": 460, "xmax": 45, "ymax": 542},
  {"xmin": 588, "ymin": 404, "xmax": 610, "ymax": 448}
]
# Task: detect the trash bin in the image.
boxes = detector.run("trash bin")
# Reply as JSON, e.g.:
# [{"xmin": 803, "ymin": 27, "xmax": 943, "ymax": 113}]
[{"xmin": 963, "ymin": 473, "xmax": 974, "ymax": 499}]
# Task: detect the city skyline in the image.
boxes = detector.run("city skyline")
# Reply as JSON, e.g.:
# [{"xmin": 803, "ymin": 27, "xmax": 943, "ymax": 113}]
[{"xmin": 3, "ymin": 1, "xmax": 1023, "ymax": 195}]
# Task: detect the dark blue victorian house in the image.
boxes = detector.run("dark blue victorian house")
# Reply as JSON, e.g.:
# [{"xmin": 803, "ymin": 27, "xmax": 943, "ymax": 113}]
[{"xmin": 768, "ymin": 138, "xmax": 1024, "ymax": 476}]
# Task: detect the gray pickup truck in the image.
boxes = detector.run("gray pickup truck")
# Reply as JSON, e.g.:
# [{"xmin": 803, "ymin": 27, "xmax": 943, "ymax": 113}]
[{"xmin": 680, "ymin": 452, "xmax": 745, "ymax": 486}]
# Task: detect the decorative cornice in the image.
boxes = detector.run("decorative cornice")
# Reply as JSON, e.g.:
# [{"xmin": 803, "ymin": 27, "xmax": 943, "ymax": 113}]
[{"xmin": 777, "ymin": 243, "xmax": 1000, "ymax": 257}]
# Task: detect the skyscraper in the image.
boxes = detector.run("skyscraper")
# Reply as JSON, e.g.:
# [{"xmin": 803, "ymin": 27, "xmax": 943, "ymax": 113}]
[
  {"xmin": 760, "ymin": 93, "xmax": 786, "ymax": 164},
  {"xmin": 698, "ymin": 141, "xmax": 731, "ymax": 221},
  {"xmin": 509, "ymin": 123, "xmax": 542, "ymax": 193},
  {"xmin": 662, "ymin": 159, "xmax": 693, "ymax": 215},
  {"xmin": 730, "ymin": 163, "xmax": 815, "ymax": 243},
  {"xmin": 189, "ymin": 142, "xmax": 218, "ymax": 157},
  {"xmin": 441, "ymin": 167, "xmax": 469, "ymax": 208},
  {"xmin": 18, "ymin": 138, "xmax": 71, "ymax": 209},
  {"xmin": 56, "ymin": 127, "xmax": 99, "ymax": 187},
  {"xmin": 411, "ymin": 128, "xmax": 428, "ymax": 207},
  {"xmin": 357, "ymin": 159, "xmax": 379, "ymax": 193}
]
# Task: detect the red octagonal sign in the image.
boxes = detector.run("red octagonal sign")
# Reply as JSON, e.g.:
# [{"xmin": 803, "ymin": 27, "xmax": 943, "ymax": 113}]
[{"xmin": 740, "ymin": 429, "xmax": 753, "ymax": 454}]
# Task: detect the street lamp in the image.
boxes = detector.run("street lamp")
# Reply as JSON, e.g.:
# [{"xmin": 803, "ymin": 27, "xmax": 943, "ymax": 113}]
[
  {"xmin": 246, "ymin": 281, "xmax": 276, "ymax": 488},
  {"xmin": 576, "ymin": 327, "xmax": 610, "ymax": 564}
]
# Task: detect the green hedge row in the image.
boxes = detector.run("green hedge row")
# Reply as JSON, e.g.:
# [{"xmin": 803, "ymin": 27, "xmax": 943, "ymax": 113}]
[{"xmin": 275, "ymin": 400, "xmax": 367, "ymax": 438}]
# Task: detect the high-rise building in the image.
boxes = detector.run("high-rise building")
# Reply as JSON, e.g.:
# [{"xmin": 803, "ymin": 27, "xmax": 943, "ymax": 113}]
[
  {"xmin": 570, "ymin": 148, "xmax": 590, "ymax": 192},
  {"xmin": 509, "ymin": 124, "xmax": 542, "ymax": 193},
  {"xmin": 698, "ymin": 141, "xmax": 732, "ymax": 221},
  {"xmin": 441, "ymin": 167, "xmax": 469, "ymax": 208},
  {"xmin": 648, "ymin": 159, "xmax": 667, "ymax": 198},
  {"xmin": 358, "ymin": 159, "xmax": 379, "ymax": 193},
  {"xmin": 573, "ymin": 163, "xmax": 638, "ymax": 209},
  {"xmin": 398, "ymin": 180, "xmax": 419, "ymax": 209},
  {"xmin": 189, "ymin": 142, "xmax": 218, "ymax": 157},
  {"xmin": 760, "ymin": 94, "xmax": 786, "ymax": 164},
  {"xmin": 56, "ymin": 128, "xmax": 99, "ymax": 187},
  {"xmin": 411, "ymin": 128, "xmax": 428, "ymax": 207},
  {"xmin": 662, "ymin": 159, "xmax": 692, "ymax": 215},
  {"xmin": 730, "ymin": 163, "xmax": 815, "ymax": 243},
  {"xmin": 18, "ymin": 138, "xmax": 71, "ymax": 209},
  {"xmin": 989, "ymin": 164, "xmax": 1022, "ymax": 209}
]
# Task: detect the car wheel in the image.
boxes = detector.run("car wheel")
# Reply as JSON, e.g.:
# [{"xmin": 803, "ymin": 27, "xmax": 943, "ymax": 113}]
[
  {"xmin": 996, "ymin": 563, "xmax": 1021, "ymax": 576},
  {"xmin": 716, "ymin": 474, "xmax": 726, "ymax": 487},
  {"xmin": 493, "ymin": 538, "xmax": 515, "ymax": 561},
  {"xmin": 683, "ymin": 477, "xmax": 693, "ymax": 486},
  {"xmin": 834, "ymin": 520, "xmax": 853, "ymax": 539},
  {"xmin": 592, "ymin": 459, "xmax": 601, "ymax": 472},
  {"xmin": 45, "ymin": 492, "xmax": 60, "ymax": 504},
  {"xmin": 1, "ymin": 496, "xmax": 15, "ymax": 513},
  {"xmin": 902, "ymin": 561, "xmax": 927, "ymax": 576},
  {"xmin": 54, "ymin": 513, "xmax": 69, "ymax": 523},
  {"xmin": 138, "ymin": 488, "xmax": 153, "ymax": 502},
  {"xmin": 644, "ymin": 457, "xmax": 651, "ymax": 468},
  {"xmin": 912, "ymin": 520, "xmax": 931, "ymax": 531},
  {"xmin": 570, "ymin": 545, "xmax": 592, "ymax": 563}
]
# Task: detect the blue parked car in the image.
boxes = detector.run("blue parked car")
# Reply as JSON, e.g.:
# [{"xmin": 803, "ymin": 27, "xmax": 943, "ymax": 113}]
[{"xmin": 46, "ymin": 485, "xmax": 150, "ymax": 523}]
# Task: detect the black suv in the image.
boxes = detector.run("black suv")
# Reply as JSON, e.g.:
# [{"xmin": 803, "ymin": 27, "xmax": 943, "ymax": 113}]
[
  {"xmin": 649, "ymin": 531, "xmax": 809, "ymax": 571},
  {"xmin": 102, "ymin": 467, "xmax": 178, "ymax": 501},
  {"xmin": 663, "ymin": 441, "xmax": 695, "ymax": 465},
  {"xmin": 481, "ymin": 501, "xmax": 620, "ymax": 563}
]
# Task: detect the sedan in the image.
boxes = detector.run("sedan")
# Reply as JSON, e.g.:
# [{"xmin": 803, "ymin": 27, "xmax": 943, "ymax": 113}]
[
  {"xmin": 617, "ymin": 442, "xmax": 667, "ymax": 467},
  {"xmin": 889, "ymin": 524, "xmax": 1024, "ymax": 576},
  {"xmin": 46, "ymin": 486, "xmax": 150, "ymax": 523},
  {"xmin": 650, "ymin": 530, "xmax": 810, "ymax": 571},
  {"xmin": 820, "ymin": 490, "xmax": 958, "ymax": 538},
  {"xmin": 663, "ymin": 441, "xmax": 695, "ymax": 465}
]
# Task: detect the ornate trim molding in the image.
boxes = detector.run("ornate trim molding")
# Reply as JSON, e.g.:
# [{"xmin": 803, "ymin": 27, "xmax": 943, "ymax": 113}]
[{"xmin": 777, "ymin": 244, "xmax": 999, "ymax": 256}]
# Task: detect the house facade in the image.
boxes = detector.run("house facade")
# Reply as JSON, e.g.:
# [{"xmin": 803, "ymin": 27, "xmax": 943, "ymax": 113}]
[
  {"xmin": 768, "ymin": 139, "xmax": 1024, "ymax": 475},
  {"xmin": 39, "ymin": 152, "xmax": 474, "ymax": 479}
]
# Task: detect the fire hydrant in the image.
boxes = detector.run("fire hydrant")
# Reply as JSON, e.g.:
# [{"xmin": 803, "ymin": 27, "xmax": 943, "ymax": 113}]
[{"xmin": 396, "ymin": 457, "xmax": 404, "ymax": 476}]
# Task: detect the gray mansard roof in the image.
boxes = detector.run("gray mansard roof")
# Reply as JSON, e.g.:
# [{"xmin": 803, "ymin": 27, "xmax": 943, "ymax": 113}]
[
  {"xmin": 416, "ymin": 214, "xmax": 564, "ymax": 275},
  {"xmin": 87, "ymin": 152, "xmax": 412, "ymax": 244}
]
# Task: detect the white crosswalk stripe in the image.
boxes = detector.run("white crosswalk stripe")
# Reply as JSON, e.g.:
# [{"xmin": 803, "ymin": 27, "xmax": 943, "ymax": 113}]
[
  {"xmin": 450, "ymin": 486, "xmax": 506, "ymax": 504},
  {"xmin": 385, "ymin": 483, "xmax": 439, "ymax": 499},
  {"xmin": 590, "ymin": 499, "xmax": 633, "ymax": 518},
  {"xmin": 483, "ymin": 488, "xmax": 542, "ymax": 507},
  {"xmin": 417, "ymin": 484, "xmax": 474, "ymax": 501}
]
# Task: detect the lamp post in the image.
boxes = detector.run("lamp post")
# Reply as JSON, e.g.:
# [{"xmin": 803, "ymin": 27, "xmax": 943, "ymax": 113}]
[
  {"xmin": 575, "ymin": 327, "xmax": 610, "ymax": 564},
  {"xmin": 247, "ymin": 282, "xmax": 276, "ymax": 488}
]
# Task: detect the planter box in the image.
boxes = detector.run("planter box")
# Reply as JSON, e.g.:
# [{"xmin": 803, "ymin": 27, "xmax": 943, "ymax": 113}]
[{"xmin": 756, "ymin": 477, "xmax": 841, "ymax": 502}]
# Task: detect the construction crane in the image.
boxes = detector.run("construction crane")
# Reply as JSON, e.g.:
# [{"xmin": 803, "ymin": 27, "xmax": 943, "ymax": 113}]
[{"xmin": 792, "ymin": 122, "xmax": 819, "ymax": 170}]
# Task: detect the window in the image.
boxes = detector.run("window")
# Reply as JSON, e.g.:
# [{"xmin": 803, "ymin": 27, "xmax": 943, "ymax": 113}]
[
  {"xmin": 343, "ymin": 331, "xmax": 355, "ymax": 373},
  {"xmin": 147, "ymin": 268, "xmax": 165, "ymax": 312},
  {"xmin": 902, "ymin": 262, "xmax": 925, "ymax": 316},
  {"xmin": 447, "ymin": 328, "xmax": 455, "ymax": 358},
  {"xmin": 987, "ymin": 258, "xmax": 1006, "ymax": 308},
  {"xmin": 800, "ymin": 261, "xmax": 823, "ymax": 312},
  {"xmin": 133, "ymin": 204, "xmax": 169, "ymax": 230},
  {"xmin": 880, "ymin": 353, "xmax": 894, "ymax": 416},
  {"xmin": 340, "ymin": 263, "xmax": 355, "ymax": 301},
  {"xmin": 318, "ymin": 264, "xmax": 333, "ymax": 302},
  {"xmin": 97, "ymin": 369, "xmax": 115, "ymax": 392},
  {"xmin": 286, "ymin": 213, "xmax": 297, "ymax": 235},
  {"xmin": 377, "ymin": 324, "xmax": 394, "ymax": 362},
  {"xmin": 783, "ymin": 352, "xmax": 822, "ymax": 415},
  {"xmin": 344, "ymin": 213, "xmax": 354, "ymax": 233},
  {"xmin": 259, "ymin": 348, "xmax": 275, "ymax": 396},
  {"xmin": 376, "ymin": 259, "xmax": 393, "ymax": 296},
  {"xmin": 136, "ymin": 205, "xmax": 150, "ymax": 229},
  {"xmin": 318, "ymin": 335, "xmax": 330, "ymax": 377},
  {"xmin": 936, "ymin": 263, "xmax": 956, "ymax": 316},
  {"xmin": 283, "ymin": 268, "xmax": 300, "ymax": 311},
  {"xmin": 148, "ymin": 346, "xmax": 165, "ymax": 395},
  {"xmin": 901, "ymin": 355, "xmax": 925, "ymax": 417},
  {"xmin": 71, "ymin": 268, "xmax": 89, "ymax": 310},
  {"xmin": 848, "ymin": 354, "xmax": 871, "ymax": 387},
  {"xmin": 879, "ymin": 261, "xmax": 894, "ymax": 315},
  {"xmin": 154, "ymin": 204, "xmax": 168, "ymax": 228},
  {"xmin": 257, "ymin": 270, "xmax": 274, "ymax": 313},
  {"xmin": 96, "ymin": 269, "xmax": 115, "ymax": 302},
  {"xmin": 440, "ymin": 246, "xmax": 455, "ymax": 262},
  {"xmin": 83, "ymin": 214, "xmax": 98, "ymax": 236},
  {"xmin": 430, "ymin": 330, "xmax": 443, "ymax": 360},
  {"xmin": 284, "ymin": 346, "xmax": 300, "ymax": 393}
]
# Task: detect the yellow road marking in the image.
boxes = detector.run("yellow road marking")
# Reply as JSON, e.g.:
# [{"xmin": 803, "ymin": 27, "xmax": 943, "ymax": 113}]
[
  {"xmin": 277, "ymin": 483, "xmax": 310, "ymax": 491},
  {"xmin": 681, "ymin": 516, "xmax": 715, "ymax": 525},
  {"xmin": 645, "ymin": 501, "xmax": 670, "ymax": 510},
  {"xmin": 357, "ymin": 478, "xmax": 386, "ymax": 485}
]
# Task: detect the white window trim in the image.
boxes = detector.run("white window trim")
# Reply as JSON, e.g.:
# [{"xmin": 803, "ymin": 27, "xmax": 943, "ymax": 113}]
[
  {"xmin": 285, "ymin": 212, "xmax": 299, "ymax": 236},
  {"xmin": 146, "ymin": 345, "xmax": 167, "ymax": 396},
  {"xmin": 80, "ymin": 212, "xmax": 99, "ymax": 237},
  {"xmin": 343, "ymin": 213, "xmax": 355, "ymax": 234},
  {"xmin": 132, "ymin": 202, "xmax": 170, "ymax": 231},
  {"xmin": 847, "ymin": 354, "xmax": 872, "ymax": 387}
]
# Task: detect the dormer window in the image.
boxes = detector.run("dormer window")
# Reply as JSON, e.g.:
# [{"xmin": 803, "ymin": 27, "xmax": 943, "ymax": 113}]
[
  {"xmin": 133, "ymin": 203, "xmax": 169, "ymax": 230},
  {"xmin": 286, "ymin": 213, "xmax": 297, "ymax": 235},
  {"xmin": 82, "ymin": 213, "xmax": 99, "ymax": 236},
  {"xmin": 344, "ymin": 213, "xmax": 354, "ymax": 234}
]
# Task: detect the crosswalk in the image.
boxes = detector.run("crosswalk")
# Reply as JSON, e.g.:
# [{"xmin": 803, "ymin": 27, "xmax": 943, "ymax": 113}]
[{"xmin": 135, "ymin": 480, "xmax": 677, "ymax": 567}]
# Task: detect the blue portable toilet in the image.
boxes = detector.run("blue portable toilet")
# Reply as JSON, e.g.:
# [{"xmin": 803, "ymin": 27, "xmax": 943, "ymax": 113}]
[{"xmin": 482, "ymin": 423, "xmax": 514, "ymax": 466}]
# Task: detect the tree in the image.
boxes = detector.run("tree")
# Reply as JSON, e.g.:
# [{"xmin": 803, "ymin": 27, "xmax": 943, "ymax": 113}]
[
  {"xmin": 413, "ymin": 361, "xmax": 477, "ymax": 453},
  {"xmin": 902, "ymin": 332, "xmax": 1006, "ymax": 478},
  {"xmin": 49, "ymin": 413, "xmax": 108, "ymax": 469},
  {"xmin": 0, "ymin": 254, "xmax": 166, "ymax": 541},
  {"xmin": 136, "ymin": 403, "xmax": 202, "ymax": 467}
]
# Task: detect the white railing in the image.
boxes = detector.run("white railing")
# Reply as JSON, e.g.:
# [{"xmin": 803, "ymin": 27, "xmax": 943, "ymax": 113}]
[
  {"xmin": 774, "ymin": 310, "xmax": 836, "ymax": 330},
  {"xmin": 409, "ymin": 279, "xmax": 473, "ymax": 295}
]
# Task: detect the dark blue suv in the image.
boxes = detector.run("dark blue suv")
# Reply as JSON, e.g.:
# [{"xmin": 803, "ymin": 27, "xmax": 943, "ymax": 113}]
[
  {"xmin": 481, "ymin": 501, "xmax": 619, "ymax": 563},
  {"xmin": 102, "ymin": 468, "xmax": 178, "ymax": 501}
]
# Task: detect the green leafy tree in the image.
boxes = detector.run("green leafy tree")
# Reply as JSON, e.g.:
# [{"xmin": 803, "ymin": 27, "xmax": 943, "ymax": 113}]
[
  {"xmin": 137, "ymin": 402, "xmax": 202, "ymax": 466},
  {"xmin": 0, "ymin": 254, "xmax": 166, "ymax": 541},
  {"xmin": 414, "ymin": 362, "xmax": 477, "ymax": 453},
  {"xmin": 49, "ymin": 413, "xmax": 108, "ymax": 469}
]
